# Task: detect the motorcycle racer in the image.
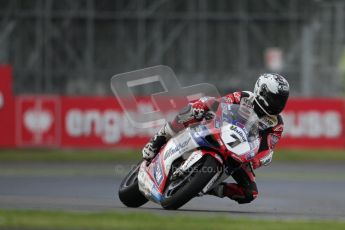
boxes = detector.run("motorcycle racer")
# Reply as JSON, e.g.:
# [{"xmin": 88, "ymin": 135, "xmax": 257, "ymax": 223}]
[{"xmin": 142, "ymin": 73, "xmax": 289, "ymax": 204}]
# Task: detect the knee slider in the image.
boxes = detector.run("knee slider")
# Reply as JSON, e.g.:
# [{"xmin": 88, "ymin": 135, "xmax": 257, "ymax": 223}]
[
  {"xmin": 236, "ymin": 192, "xmax": 256, "ymax": 204},
  {"xmin": 237, "ymin": 184, "xmax": 258, "ymax": 204}
]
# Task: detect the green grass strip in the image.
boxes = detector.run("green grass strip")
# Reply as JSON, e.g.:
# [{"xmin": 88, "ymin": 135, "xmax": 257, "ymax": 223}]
[
  {"xmin": 274, "ymin": 149, "xmax": 345, "ymax": 162},
  {"xmin": 0, "ymin": 149, "xmax": 140, "ymax": 163},
  {"xmin": 0, "ymin": 148, "xmax": 345, "ymax": 163},
  {"xmin": 0, "ymin": 209, "xmax": 344, "ymax": 230}
]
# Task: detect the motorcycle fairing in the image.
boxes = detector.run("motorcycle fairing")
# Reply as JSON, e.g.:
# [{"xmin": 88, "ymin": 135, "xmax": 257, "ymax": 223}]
[
  {"xmin": 138, "ymin": 129, "xmax": 200, "ymax": 203},
  {"xmin": 137, "ymin": 121, "xmax": 228, "ymax": 204}
]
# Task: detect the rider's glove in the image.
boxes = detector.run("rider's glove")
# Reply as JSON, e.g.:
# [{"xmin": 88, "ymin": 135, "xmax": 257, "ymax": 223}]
[
  {"xmin": 204, "ymin": 111, "xmax": 216, "ymax": 120},
  {"xmin": 192, "ymin": 106, "xmax": 216, "ymax": 121},
  {"xmin": 192, "ymin": 107, "xmax": 207, "ymax": 120},
  {"xmin": 192, "ymin": 97, "xmax": 218, "ymax": 121}
]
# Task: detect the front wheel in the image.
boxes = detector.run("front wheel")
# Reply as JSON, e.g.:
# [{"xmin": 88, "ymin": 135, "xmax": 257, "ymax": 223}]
[
  {"xmin": 161, "ymin": 155, "xmax": 220, "ymax": 210},
  {"xmin": 118, "ymin": 161, "xmax": 148, "ymax": 208}
]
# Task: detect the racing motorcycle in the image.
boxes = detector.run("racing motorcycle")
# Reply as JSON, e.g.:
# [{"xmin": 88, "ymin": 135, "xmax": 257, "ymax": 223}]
[{"xmin": 118, "ymin": 102, "xmax": 260, "ymax": 210}]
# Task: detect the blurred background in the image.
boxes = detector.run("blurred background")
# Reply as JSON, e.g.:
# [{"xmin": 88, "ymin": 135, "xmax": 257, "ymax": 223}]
[
  {"xmin": 0, "ymin": 1, "xmax": 345, "ymax": 229},
  {"xmin": 0, "ymin": 0, "xmax": 345, "ymax": 96}
]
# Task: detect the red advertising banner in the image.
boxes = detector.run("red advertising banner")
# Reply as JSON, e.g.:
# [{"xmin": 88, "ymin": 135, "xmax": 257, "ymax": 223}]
[
  {"xmin": 1, "ymin": 87, "xmax": 345, "ymax": 149},
  {"xmin": 16, "ymin": 96, "xmax": 60, "ymax": 147},
  {"xmin": 0, "ymin": 65, "xmax": 15, "ymax": 147},
  {"xmin": 279, "ymin": 98, "xmax": 345, "ymax": 148}
]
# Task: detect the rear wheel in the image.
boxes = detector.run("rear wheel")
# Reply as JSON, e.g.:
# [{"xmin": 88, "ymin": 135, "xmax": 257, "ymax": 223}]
[
  {"xmin": 161, "ymin": 155, "xmax": 219, "ymax": 210},
  {"xmin": 118, "ymin": 161, "xmax": 148, "ymax": 208}
]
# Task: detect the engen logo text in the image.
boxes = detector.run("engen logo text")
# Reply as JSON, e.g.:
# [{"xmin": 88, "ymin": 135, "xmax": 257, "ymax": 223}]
[{"xmin": 65, "ymin": 107, "xmax": 176, "ymax": 144}]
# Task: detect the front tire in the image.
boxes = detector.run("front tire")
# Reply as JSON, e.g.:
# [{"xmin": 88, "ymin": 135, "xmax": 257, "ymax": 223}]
[
  {"xmin": 161, "ymin": 155, "xmax": 219, "ymax": 210},
  {"xmin": 118, "ymin": 161, "xmax": 148, "ymax": 208}
]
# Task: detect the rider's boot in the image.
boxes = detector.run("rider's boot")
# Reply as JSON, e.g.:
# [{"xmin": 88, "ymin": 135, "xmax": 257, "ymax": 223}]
[
  {"xmin": 208, "ymin": 183, "xmax": 226, "ymax": 198},
  {"xmin": 142, "ymin": 123, "xmax": 176, "ymax": 160}
]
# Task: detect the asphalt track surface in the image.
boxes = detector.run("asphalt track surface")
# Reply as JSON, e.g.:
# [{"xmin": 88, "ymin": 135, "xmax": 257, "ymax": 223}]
[{"xmin": 0, "ymin": 162, "xmax": 344, "ymax": 220}]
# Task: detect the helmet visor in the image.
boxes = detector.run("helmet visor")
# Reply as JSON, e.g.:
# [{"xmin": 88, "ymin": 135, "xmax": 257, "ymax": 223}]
[{"xmin": 264, "ymin": 91, "xmax": 289, "ymax": 115}]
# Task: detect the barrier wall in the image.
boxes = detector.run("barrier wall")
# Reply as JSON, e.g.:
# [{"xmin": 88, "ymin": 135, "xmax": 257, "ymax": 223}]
[{"xmin": 1, "ymin": 65, "xmax": 345, "ymax": 149}]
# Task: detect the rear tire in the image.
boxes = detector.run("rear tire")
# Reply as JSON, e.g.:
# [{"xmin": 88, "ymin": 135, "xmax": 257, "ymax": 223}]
[
  {"xmin": 161, "ymin": 155, "xmax": 219, "ymax": 210},
  {"xmin": 118, "ymin": 161, "xmax": 148, "ymax": 208}
]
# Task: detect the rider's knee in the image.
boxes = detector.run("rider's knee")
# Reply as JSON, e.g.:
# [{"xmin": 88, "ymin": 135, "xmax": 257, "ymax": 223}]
[
  {"xmin": 236, "ymin": 190, "xmax": 258, "ymax": 204},
  {"xmin": 236, "ymin": 184, "xmax": 258, "ymax": 204}
]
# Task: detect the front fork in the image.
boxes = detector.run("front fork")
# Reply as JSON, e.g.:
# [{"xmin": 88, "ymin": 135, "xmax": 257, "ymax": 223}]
[{"xmin": 174, "ymin": 149, "xmax": 225, "ymax": 195}]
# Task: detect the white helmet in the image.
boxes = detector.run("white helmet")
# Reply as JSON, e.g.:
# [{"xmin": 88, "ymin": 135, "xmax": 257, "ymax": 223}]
[{"xmin": 253, "ymin": 73, "xmax": 289, "ymax": 116}]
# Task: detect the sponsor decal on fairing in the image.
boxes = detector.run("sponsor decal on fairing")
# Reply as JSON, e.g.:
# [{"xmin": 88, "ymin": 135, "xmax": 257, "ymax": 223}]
[
  {"xmin": 230, "ymin": 125, "xmax": 247, "ymax": 142},
  {"xmin": 153, "ymin": 162, "xmax": 164, "ymax": 186},
  {"xmin": 163, "ymin": 137, "xmax": 191, "ymax": 160}
]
